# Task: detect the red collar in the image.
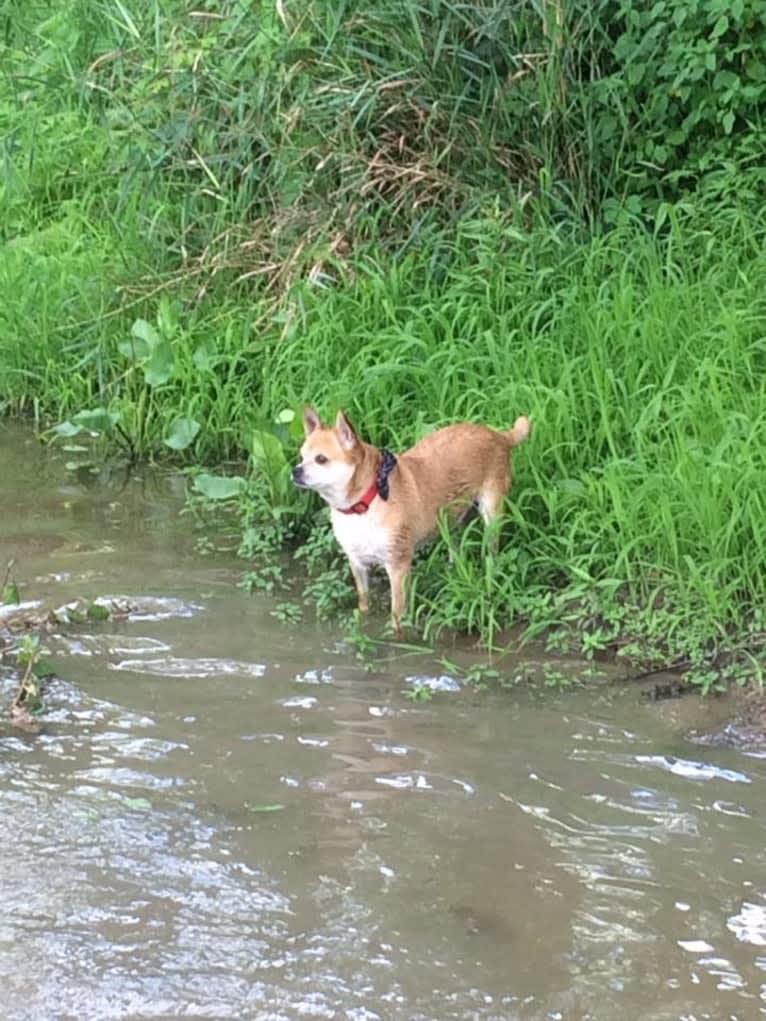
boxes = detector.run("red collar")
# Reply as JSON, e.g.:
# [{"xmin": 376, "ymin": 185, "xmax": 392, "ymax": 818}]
[{"xmin": 337, "ymin": 479, "xmax": 379, "ymax": 515}]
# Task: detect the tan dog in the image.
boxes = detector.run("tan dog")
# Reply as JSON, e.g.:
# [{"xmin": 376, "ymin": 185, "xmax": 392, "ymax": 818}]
[{"xmin": 292, "ymin": 407, "xmax": 530, "ymax": 634}]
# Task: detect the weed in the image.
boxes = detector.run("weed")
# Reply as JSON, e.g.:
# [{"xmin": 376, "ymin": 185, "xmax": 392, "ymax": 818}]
[
  {"xmin": 541, "ymin": 667, "xmax": 580, "ymax": 691},
  {"xmin": 303, "ymin": 568, "xmax": 354, "ymax": 621},
  {"xmin": 239, "ymin": 565, "xmax": 286, "ymax": 597},
  {"xmin": 344, "ymin": 615, "xmax": 379, "ymax": 658},
  {"xmin": 403, "ymin": 684, "xmax": 434, "ymax": 704},
  {"xmin": 9, "ymin": 634, "xmax": 48, "ymax": 720},
  {"xmin": 270, "ymin": 601, "xmax": 303, "ymax": 625},
  {"xmin": 1, "ymin": 562, "xmax": 19, "ymax": 606},
  {"xmin": 438, "ymin": 656, "xmax": 504, "ymax": 690}
]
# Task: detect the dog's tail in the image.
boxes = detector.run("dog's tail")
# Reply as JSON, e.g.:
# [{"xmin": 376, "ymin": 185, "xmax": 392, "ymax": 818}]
[{"xmin": 505, "ymin": 415, "xmax": 531, "ymax": 448}]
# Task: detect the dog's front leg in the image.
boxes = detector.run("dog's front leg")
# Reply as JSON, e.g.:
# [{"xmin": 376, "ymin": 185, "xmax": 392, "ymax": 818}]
[
  {"xmin": 385, "ymin": 558, "xmax": 411, "ymax": 636},
  {"xmin": 349, "ymin": 559, "xmax": 369, "ymax": 613}
]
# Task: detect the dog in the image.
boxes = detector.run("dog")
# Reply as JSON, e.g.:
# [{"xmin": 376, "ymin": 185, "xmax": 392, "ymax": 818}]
[{"xmin": 292, "ymin": 407, "xmax": 530, "ymax": 634}]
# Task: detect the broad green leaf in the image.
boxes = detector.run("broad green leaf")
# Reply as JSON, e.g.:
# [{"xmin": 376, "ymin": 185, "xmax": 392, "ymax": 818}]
[
  {"xmin": 142, "ymin": 340, "xmax": 175, "ymax": 386},
  {"xmin": 252, "ymin": 429, "xmax": 287, "ymax": 469},
  {"xmin": 164, "ymin": 417, "xmax": 201, "ymax": 450},
  {"xmin": 120, "ymin": 317, "xmax": 161, "ymax": 361},
  {"xmin": 118, "ymin": 337, "xmax": 151, "ymax": 361},
  {"xmin": 2, "ymin": 582, "xmax": 19, "ymax": 605},
  {"xmin": 557, "ymin": 478, "xmax": 586, "ymax": 495},
  {"xmin": 131, "ymin": 318, "xmax": 161, "ymax": 349},
  {"xmin": 193, "ymin": 342, "xmax": 214, "ymax": 370},
  {"xmin": 52, "ymin": 420, "xmax": 83, "ymax": 438},
  {"xmin": 193, "ymin": 473, "xmax": 247, "ymax": 500},
  {"xmin": 73, "ymin": 407, "xmax": 119, "ymax": 433},
  {"xmin": 275, "ymin": 408, "xmax": 295, "ymax": 424},
  {"xmin": 626, "ymin": 62, "xmax": 645, "ymax": 85},
  {"xmin": 288, "ymin": 407, "xmax": 305, "ymax": 441},
  {"xmin": 32, "ymin": 657, "xmax": 55, "ymax": 679}
]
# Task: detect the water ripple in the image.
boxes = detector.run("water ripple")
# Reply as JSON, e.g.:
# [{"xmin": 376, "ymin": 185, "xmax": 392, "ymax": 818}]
[
  {"xmin": 110, "ymin": 656, "xmax": 267, "ymax": 679},
  {"xmin": 635, "ymin": 754, "xmax": 753, "ymax": 784}
]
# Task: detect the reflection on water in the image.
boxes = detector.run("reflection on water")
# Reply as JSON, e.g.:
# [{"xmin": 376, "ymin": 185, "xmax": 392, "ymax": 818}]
[{"xmin": 1, "ymin": 422, "xmax": 765, "ymax": 1020}]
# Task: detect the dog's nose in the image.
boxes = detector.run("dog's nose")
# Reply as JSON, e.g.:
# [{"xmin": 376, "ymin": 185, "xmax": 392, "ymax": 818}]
[{"xmin": 292, "ymin": 464, "xmax": 304, "ymax": 484}]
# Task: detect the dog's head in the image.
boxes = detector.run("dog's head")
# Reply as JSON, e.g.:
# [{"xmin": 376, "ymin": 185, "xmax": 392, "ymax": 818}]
[{"xmin": 292, "ymin": 406, "xmax": 362, "ymax": 505}]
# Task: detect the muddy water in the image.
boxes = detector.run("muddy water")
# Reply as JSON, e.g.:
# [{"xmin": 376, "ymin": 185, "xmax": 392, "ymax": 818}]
[{"xmin": 1, "ymin": 423, "xmax": 765, "ymax": 1021}]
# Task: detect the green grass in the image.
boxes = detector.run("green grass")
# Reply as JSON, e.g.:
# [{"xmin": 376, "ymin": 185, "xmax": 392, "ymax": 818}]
[
  {"xmin": 1, "ymin": 1, "xmax": 765, "ymax": 688},
  {"xmin": 241, "ymin": 205, "xmax": 766, "ymax": 677}
]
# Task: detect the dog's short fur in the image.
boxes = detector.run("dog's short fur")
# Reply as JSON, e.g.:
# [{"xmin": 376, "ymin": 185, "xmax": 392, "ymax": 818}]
[{"xmin": 293, "ymin": 407, "xmax": 530, "ymax": 633}]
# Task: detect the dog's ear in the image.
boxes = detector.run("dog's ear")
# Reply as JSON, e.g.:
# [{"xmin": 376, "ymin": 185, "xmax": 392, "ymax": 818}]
[
  {"xmin": 335, "ymin": 410, "xmax": 358, "ymax": 451},
  {"xmin": 303, "ymin": 406, "xmax": 321, "ymax": 436}
]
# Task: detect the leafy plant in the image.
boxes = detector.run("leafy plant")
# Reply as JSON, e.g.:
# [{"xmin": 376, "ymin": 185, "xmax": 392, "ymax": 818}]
[
  {"xmin": 541, "ymin": 667, "xmax": 580, "ymax": 691},
  {"xmin": 239, "ymin": 564, "xmax": 286, "ymax": 596},
  {"xmin": 50, "ymin": 314, "xmax": 201, "ymax": 461},
  {"xmin": 2, "ymin": 561, "xmax": 19, "ymax": 606},
  {"xmin": 270, "ymin": 601, "xmax": 303, "ymax": 624},
  {"xmin": 119, "ymin": 317, "xmax": 176, "ymax": 389},
  {"xmin": 6, "ymin": 633, "xmax": 51, "ymax": 725},
  {"xmin": 403, "ymin": 683, "xmax": 434, "ymax": 703},
  {"xmin": 193, "ymin": 474, "xmax": 247, "ymax": 501},
  {"xmin": 590, "ymin": 0, "xmax": 766, "ymax": 214}
]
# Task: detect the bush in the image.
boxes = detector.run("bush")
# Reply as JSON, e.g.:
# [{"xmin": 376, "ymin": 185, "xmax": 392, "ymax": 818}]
[{"xmin": 588, "ymin": 0, "xmax": 766, "ymax": 217}]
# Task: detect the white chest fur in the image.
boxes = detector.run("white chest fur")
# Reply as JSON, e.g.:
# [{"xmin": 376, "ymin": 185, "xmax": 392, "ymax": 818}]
[{"xmin": 331, "ymin": 507, "xmax": 391, "ymax": 567}]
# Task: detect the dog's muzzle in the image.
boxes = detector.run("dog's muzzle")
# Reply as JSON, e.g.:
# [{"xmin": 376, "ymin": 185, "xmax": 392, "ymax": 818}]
[{"xmin": 292, "ymin": 464, "xmax": 306, "ymax": 487}]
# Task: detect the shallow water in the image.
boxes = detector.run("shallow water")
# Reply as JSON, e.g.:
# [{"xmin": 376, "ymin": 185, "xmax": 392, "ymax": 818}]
[{"xmin": 1, "ymin": 423, "xmax": 765, "ymax": 1021}]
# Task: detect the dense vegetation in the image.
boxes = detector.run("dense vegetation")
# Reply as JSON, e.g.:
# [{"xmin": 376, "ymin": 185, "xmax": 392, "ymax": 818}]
[{"xmin": 2, "ymin": 1, "xmax": 765, "ymax": 687}]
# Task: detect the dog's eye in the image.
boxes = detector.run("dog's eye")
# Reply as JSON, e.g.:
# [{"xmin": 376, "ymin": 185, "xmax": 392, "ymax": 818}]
[{"xmin": 315, "ymin": 454, "xmax": 328, "ymax": 465}]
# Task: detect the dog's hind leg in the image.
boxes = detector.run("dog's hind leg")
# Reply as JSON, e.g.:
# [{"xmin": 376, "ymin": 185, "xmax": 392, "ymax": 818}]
[
  {"xmin": 477, "ymin": 480, "xmax": 509, "ymax": 553},
  {"xmin": 385, "ymin": 558, "xmax": 411, "ymax": 636}
]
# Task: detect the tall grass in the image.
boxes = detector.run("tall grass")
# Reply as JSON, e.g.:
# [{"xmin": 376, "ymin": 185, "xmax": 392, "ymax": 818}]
[{"xmin": 249, "ymin": 205, "xmax": 766, "ymax": 659}]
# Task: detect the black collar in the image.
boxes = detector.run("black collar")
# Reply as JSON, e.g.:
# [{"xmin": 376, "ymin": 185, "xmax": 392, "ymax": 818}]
[
  {"xmin": 338, "ymin": 448, "xmax": 397, "ymax": 515},
  {"xmin": 375, "ymin": 448, "xmax": 397, "ymax": 501}
]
